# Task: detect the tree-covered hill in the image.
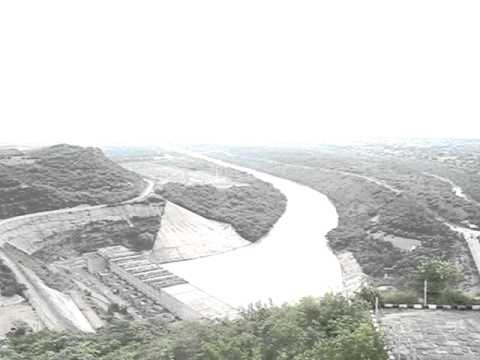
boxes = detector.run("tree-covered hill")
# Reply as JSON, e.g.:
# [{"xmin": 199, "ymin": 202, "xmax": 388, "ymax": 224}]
[
  {"xmin": 0, "ymin": 144, "xmax": 145, "ymax": 219},
  {"xmin": 159, "ymin": 182, "xmax": 287, "ymax": 242}
]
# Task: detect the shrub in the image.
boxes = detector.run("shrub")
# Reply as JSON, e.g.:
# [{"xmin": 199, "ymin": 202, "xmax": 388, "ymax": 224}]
[
  {"xmin": 415, "ymin": 257, "xmax": 463, "ymax": 296},
  {"xmin": 355, "ymin": 286, "xmax": 381, "ymax": 306},
  {"xmin": 380, "ymin": 290, "xmax": 419, "ymax": 304},
  {"xmin": 436, "ymin": 289, "xmax": 478, "ymax": 305},
  {"xmin": 1, "ymin": 294, "xmax": 388, "ymax": 360}
]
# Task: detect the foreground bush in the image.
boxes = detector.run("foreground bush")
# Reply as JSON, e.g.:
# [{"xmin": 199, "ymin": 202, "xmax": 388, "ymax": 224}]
[
  {"xmin": 435, "ymin": 289, "xmax": 479, "ymax": 305},
  {"xmin": 380, "ymin": 290, "xmax": 419, "ymax": 304},
  {"xmin": 0, "ymin": 294, "xmax": 387, "ymax": 360}
]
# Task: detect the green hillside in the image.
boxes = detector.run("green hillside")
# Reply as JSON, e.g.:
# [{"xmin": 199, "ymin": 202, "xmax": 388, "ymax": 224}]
[{"xmin": 0, "ymin": 144, "xmax": 145, "ymax": 219}]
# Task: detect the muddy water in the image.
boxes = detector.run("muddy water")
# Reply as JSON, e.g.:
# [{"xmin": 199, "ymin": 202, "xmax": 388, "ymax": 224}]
[{"xmin": 164, "ymin": 151, "xmax": 344, "ymax": 309}]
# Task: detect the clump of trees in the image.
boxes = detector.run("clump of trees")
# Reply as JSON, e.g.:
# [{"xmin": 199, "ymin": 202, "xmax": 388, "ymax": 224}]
[
  {"xmin": 159, "ymin": 182, "xmax": 287, "ymax": 242},
  {"xmin": 413, "ymin": 257, "xmax": 478, "ymax": 304},
  {"xmin": 415, "ymin": 257, "xmax": 463, "ymax": 297},
  {"xmin": 0, "ymin": 259, "xmax": 25, "ymax": 297},
  {"xmin": 0, "ymin": 294, "xmax": 387, "ymax": 360},
  {"xmin": 358, "ymin": 258, "xmax": 478, "ymax": 305}
]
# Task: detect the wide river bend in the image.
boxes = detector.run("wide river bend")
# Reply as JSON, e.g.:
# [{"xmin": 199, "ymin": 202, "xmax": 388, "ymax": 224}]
[{"xmin": 164, "ymin": 152, "xmax": 344, "ymax": 308}]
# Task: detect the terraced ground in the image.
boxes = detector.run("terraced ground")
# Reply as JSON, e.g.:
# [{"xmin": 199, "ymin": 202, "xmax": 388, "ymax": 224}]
[{"xmin": 121, "ymin": 157, "xmax": 246, "ymax": 188}]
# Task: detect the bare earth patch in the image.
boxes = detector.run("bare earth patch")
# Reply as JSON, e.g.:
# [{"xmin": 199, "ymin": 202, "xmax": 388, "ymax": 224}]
[
  {"xmin": 121, "ymin": 160, "xmax": 245, "ymax": 189},
  {"xmin": 370, "ymin": 231, "xmax": 422, "ymax": 251},
  {"xmin": 0, "ymin": 301, "xmax": 44, "ymax": 339}
]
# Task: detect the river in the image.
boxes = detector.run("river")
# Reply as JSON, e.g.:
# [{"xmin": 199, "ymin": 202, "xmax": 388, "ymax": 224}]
[{"xmin": 163, "ymin": 151, "xmax": 344, "ymax": 309}]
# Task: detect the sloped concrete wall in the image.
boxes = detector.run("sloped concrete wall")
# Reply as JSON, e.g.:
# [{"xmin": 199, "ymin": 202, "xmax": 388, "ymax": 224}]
[
  {"xmin": 337, "ymin": 251, "xmax": 370, "ymax": 296},
  {"xmin": 109, "ymin": 262, "xmax": 203, "ymax": 320},
  {"xmin": 0, "ymin": 202, "xmax": 163, "ymax": 254}
]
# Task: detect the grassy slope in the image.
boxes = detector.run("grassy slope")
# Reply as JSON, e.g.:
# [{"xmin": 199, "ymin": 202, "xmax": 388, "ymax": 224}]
[{"xmin": 0, "ymin": 144, "xmax": 145, "ymax": 219}]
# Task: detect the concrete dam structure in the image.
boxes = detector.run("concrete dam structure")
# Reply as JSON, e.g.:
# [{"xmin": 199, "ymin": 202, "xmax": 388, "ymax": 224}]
[
  {"xmin": 0, "ymin": 200, "xmax": 164, "ymax": 254},
  {"xmin": 88, "ymin": 245, "xmax": 237, "ymax": 320}
]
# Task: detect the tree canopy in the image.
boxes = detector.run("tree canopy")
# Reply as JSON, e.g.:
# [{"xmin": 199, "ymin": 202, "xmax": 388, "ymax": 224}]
[
  {"xmin": 1, "ymin": 294, "xmax": 387, "ymax": 360},
  {"xmin": 416, "ymin": 257, "xmax": 462, "ymax": 296}
]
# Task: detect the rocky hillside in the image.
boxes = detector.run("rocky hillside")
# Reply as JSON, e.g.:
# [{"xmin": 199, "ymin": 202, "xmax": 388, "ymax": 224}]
[{"xmin": 0, "ymin": 144, "xmax": 145, "ymax": 219}]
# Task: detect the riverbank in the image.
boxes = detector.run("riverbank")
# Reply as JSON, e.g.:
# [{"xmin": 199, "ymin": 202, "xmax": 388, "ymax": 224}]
[{"xmin": 163, "ymin": 150, "xmax": 344, "ymax": 308}]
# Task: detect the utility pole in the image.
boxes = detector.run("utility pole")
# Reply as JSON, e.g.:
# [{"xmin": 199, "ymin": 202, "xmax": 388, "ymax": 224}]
[{"xmin": 423, "ymin": 279, "xmax": 428, "ymax": 306}]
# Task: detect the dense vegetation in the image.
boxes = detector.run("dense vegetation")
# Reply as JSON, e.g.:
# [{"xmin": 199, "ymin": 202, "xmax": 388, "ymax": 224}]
[
  {"xmin": 0, "ymin": 294, "xmax": 387, "ymax": 360},
  {"xmin": 196, "ymin": 143, "xmax": 480, "ymax": 289},
  {"xmin": 0, "ymin": 259, "xmax": 25, "ymax": 297},
  {"xmin": 357, "ymin": 257, "xmax": 480, "ymax": 305},
  {"xmin": 159, "ymin": 183, "xmax": 287, "ymax": 242},
  {"xmin": 0, "ymin": 144, "xmax": 145, "ymax": 219}
]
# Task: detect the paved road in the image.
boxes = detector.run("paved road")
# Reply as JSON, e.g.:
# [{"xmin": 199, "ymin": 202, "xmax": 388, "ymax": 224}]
[
  {"xmin": 0, "ymin": 179, "xmax": 154, "ymax": 229},
  {"xmin": 125, "ymin": 179, "xmax": 155, "ymax": 203},
  {"xmin": 381, "ymin": 309, "xmax": 480, "ymax": 360}
]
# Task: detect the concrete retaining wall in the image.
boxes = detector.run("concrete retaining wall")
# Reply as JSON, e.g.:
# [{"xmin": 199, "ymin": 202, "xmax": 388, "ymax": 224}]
[
  {"xmin": 0, "ymin": 202, "xmax": 163, "ymax": 254},
  {"xmin": 337, "ymin": 251, "xmax": 369, "ymax": 296},
  {"xmin": 109, "ymin": 262, "xmax": 202, "ymax": 320}
]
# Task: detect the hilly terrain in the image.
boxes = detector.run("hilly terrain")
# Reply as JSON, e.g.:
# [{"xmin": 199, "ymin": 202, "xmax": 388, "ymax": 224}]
[
  {"xmin": 0, "ymin": 144, "xmax": 145, "ymax": 219},
  {"xmin": 111, "ymin": 147, "xmax": 287, "ymax": 242},
  {"xmin": 194, "ymin": 141, "xmax": 480, "ymax": 292}
]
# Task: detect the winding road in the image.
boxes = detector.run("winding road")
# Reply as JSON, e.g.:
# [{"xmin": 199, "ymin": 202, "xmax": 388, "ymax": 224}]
[
  {"xmin": 0, "ymin": 179, "xmax": 155, "ymax": 234},
  {"xmin": 163, "ymin": 149, "xmax": 344, "ymax": 309}
]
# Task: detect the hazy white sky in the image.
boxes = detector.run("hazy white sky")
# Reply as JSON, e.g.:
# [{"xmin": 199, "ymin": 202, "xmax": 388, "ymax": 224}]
[{"xmin": 1, "ymin": 1, "xmax": 479, "ymax": 147}]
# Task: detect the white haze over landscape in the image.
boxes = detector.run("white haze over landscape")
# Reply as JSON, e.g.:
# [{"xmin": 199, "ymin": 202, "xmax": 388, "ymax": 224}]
[
  {"xmin": 2, "ymin": 0, "xmax": 480, "ymax": 330},
  {"xmin": 1, "ymin": 1, "xmax": 480, "ymax": 146}
]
